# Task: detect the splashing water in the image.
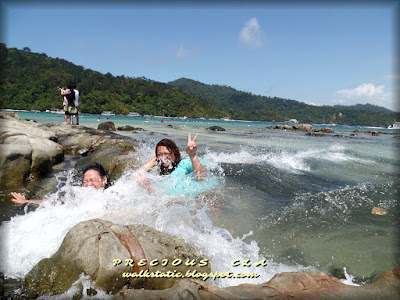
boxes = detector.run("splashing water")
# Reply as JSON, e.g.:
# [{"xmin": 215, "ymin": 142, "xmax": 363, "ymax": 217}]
[
  {"xmin": 1, "ymin": 116, "xmax": 398, "ymax": 295},
  {"xmin": 0, "ymin": 161, "xmax": 307, "ymax": 289}
]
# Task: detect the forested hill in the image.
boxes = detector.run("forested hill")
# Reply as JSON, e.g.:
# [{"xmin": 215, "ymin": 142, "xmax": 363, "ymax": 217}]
[
  {"xmin": 168, "ymin": 78, "xmax": 399, "ymax": 127},
  {"xmin": 1, "ymin": 45, "xmax": 398, "ymax": 126},
  {"xmin": 0, "ymin": 45, "xmax": 227, "ymax": 118}
]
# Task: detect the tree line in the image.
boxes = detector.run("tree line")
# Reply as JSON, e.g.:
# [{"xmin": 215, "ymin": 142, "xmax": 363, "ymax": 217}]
[
  {"xmin": 0, "ymin": 45, "xmax": 227, "ymax": 119},
  {"xmin": 0, "ymin": 44, "xmax": 398, "ymax": 126},
  {"xmin": 168, "ymin": 78, "xmax": 399, "ymax": 127}
]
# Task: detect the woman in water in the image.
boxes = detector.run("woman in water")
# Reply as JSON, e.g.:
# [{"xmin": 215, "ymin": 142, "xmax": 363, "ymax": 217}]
[
  {"xmin": 138, "ymin": 133, "xmax": 206, "ymax": 180},
  {"xmin": 10, "ymin": 164, "xmax": 111, "ymax": 205}
]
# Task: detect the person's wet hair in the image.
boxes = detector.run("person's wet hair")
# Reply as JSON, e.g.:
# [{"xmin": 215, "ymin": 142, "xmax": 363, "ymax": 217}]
[
  {"xmin": 83, "ymin": 164, "xmax": 112, "ymax": 189},
  {"xmin": 156, "ymin": 139, "xmax": 181, "ymax": 175}
]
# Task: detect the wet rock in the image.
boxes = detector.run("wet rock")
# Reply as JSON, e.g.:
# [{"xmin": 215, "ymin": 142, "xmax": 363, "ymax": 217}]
[
  {"xmin": 46, "ymin": 123, "xmax": 138, "ymax": 179},
  {"xmin": 1, "ymin": 118, "xmax": 58, "ymax": 141},
  {"xmin": 268, "ymin": 124, "xmax": 291, "ymax": 130},
  {"xmin": 43, "ymin": 122, "xmax": 138, "ymax": 179},
  {"xmin": 0, "ymin": 275, "xmax": 3, "ymax": 299},
  {"xmin": 293, "ymin": 124, "xmax": 313, "ymax": 132},
  {"xmin": 59, "ymin": 134, "xmax": 109, "ymax": 156},
  {"xmin": 73, "ymin": 138, "xmax": 137, "ymax": 180},
  {"xmin": 0, "ymin": 119, "xmax": 64, "ymax": 193},
  {"xmin": 98, "ymin": 121, "xmax": 116, "ymax": 131},
  {"xmin": 0, "ymin": 111, "xmax": 20, "ymax": 120},
  {"xmin": 267, "ymin": 124, "xmax": 327, "ymax": 133},
  {"xmin": 352, "ymin": 129, "xmax": 400, "ymax": 137},
  {"xmin": 1, "ymin": 117, "xmax": 139, "ymax": 196},
  {"xmin": 206, "ymin": 126, "xmax": 225, "ymax": 131},
  {"xmin": 42, "ymin": 122, "xmax": 88, "ymax": 138},
  {"xmin": 371, "ymin": 207, "xmax": 387, "ymax": 216},
  {"xmin": 117, "ymin": 125, "xmax": 135, "ymax": 131},
  {"xmin": 320, "ymin": 127, "xmax": 334, "ymax": 133},
  {"xmin": 305, "ymin": 132, "xmax": 325, "ymax": 137},
  {"xmin": 282, "ymin": 125, "xmax": 293, "ymax": 130},
  {"xmin": 113, "ymin": 266, "xmax": 400, "ymax": 300},
  {"xmin": 24, "ymin": 219, "xmax": 211, "ymax": 298}
]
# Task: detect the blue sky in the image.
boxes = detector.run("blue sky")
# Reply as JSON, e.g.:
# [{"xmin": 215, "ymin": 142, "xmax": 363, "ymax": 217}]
[{"xmin": 2, "ymin": 2, "xmax": 399, "ymax": 111}]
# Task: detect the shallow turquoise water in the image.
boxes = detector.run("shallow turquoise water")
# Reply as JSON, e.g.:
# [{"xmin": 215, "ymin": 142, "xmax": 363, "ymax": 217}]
[{"xmin": 1, "ymin": 110, "xmax": 399, "ymax": 293}]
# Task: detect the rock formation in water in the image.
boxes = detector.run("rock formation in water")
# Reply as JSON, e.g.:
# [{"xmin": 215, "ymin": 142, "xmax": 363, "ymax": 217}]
[
  {"xmin": 0, "ymin": 112, "xmax": 63, "ymax": 192},
  {"xmin": 206, "ymin": 126, "xmax": 226, "ymax": 131},
  {"xmin": 267, "ymin": 124, "xmax": 334, "ymax": 133},
  {"xmin": 0, "ymin": 113, "xmax": 137, "ymax": 194},
  {"xmin": 113, "ymin": 266, "xmax": 400, "ymax": 299},
  {"xmin": 24, "ymin": 219, "xmax": 211, "ymax": 298},
  {"xmin": 22, "ymin": 219, "xmax": 400, "ymax": 299},
  {"xmin": 98, "ymin": 121, "xmax": 116, "ymax": 131}
]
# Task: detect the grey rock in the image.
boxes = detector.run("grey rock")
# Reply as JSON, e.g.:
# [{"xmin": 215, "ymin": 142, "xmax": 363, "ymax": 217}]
[
  {"xmin": 98, "ymin": 122, "xmax": 116, "ymax": 131},
  {"xmin": 24, "ymin": 219, "xmax": 211, "ymax": 298},
  {"xmin": 206, "ymin": 126, "xmax": 225, "ymax": 131}
]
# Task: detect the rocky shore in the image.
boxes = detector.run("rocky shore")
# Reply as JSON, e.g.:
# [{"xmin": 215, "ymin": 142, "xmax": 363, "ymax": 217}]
[
  {"xmin": 0, "ymin": 111, "xmax": 137, "ymax": 196},
  {"xmin": 21, "ymin": 219, "xmax": 400, "ymax": 299},
  {"xmin": 1, "ymin": 112, "xmax": 399, "ymax": 299},
  {"xmin": 267, "ymin": 124, "xmax": 335, "ymax": 133},
  {"xmin": 267, "ymin": 123, "xmax": 400, "ymax": 138}
]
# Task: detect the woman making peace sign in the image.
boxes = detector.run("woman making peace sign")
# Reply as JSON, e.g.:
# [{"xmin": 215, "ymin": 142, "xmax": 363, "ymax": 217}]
[{"xmin": 138, "ymin": 133, "xmax": 206, "ymax": 181}]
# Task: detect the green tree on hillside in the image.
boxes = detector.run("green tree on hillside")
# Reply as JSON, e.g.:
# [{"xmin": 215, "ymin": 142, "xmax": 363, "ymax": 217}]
[{"xmin": 0, "ymin": 46, "xmax": 227, "ymax": 119}]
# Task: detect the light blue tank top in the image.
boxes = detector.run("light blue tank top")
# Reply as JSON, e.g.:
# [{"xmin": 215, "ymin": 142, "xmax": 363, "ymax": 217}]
[{"xmin": 159, "ymin": 157, "xmax": 219, "ymax": 197}]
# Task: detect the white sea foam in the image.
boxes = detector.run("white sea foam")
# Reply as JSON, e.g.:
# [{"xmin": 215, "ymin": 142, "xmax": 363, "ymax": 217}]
[
  {"xmin": 340, "ymin": 267, "xmax": 360, "ymax": 286},
  {"xmin": 0, "ymin": 168, "xmax": 306, "ymax": 288},
  {"xmin": 2, "ymin": 111, "xmax": 397, "ymax": 293},
  {"xmin": 38, "ymin": 273, "xmax": 113, "ymax": 300},
  {"xmin": 204, "ymin": 143, "xmax": 372, "ymax": 174}
]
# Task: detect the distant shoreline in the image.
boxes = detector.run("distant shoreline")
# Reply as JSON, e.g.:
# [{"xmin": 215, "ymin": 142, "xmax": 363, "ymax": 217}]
[{"xmin": 2, "ymin": 108, "xmax": 396, "ymax": 130}]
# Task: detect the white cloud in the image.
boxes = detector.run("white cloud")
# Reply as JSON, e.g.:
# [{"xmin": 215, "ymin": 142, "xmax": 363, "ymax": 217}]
[
  {"xmin": 331, "ymin": 83, "xmax": 396, "ymax": 111},
  {"xmin": 384, "ymin": 73, "xmax": 400, "ymax": 80},
  {"xmin": 239, "ymin": 17, "xmax": 265, "ymax": 49},
  {"xmin": 336, "ymin": 83, "xmax": 385, "ymax": 98},
  {"xmin": 176, "ymin": 46, "xmax": 187, "ymax": 59}
]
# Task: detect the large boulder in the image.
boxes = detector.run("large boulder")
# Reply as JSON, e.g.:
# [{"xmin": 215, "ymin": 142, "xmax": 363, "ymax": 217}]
[
  {"xmin": 24, "ymin": 219, "xmax": 211, "ymax": 298},
  {"xmin": 72, "ymin": 137, "xmax": 137, "ymax": 180},
  {"xmin": 58, "ymin": 133, "xmax": 110, "ymax": 156},
  {"xmin": 0, "ymin": 118, "xmax": 58, "ymax": 141},
  {"xmin": 41, "ymin": 123, "xmax": 138, "ymax": 179},
  {"xmin": 0, "ymin": 119, "xmax": 64, "ymax": 192},
  {"xmin": 41, "ymin": 122, "xmax": 88, "ymax": 138}
]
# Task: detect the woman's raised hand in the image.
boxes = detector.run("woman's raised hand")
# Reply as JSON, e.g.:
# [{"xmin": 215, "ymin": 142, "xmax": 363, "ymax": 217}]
[
  {"xmin": 10, "ymin": 192, "xmax": 30, "ymax": 205},
  {"xmin": 186, "ymin": 133, "xmax": 199, "ymax": 158},
  {"xmin": 10, "ymin": 192, "xmax": 43, "ymax": 205}
]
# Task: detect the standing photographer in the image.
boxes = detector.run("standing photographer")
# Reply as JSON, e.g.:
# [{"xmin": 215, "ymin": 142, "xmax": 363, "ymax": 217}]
[
  {"xmin": 72, "ymin": 82, "xmax": 80, "ymax": 125},
  {"xmin": 59, "ymin": 83, "xmax": 78, "ymax": 125}
]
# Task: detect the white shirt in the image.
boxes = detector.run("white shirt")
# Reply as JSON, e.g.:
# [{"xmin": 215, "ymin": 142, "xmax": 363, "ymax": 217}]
[{"xmin": 74, "ymin": 89, "xmax": 79, "ymax": 107}]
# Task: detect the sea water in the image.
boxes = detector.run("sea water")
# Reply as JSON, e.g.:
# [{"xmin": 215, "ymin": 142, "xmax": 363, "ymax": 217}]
[{"xmin": 1, "ymin": 111, "xmax": 399, "ymax": 296}]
